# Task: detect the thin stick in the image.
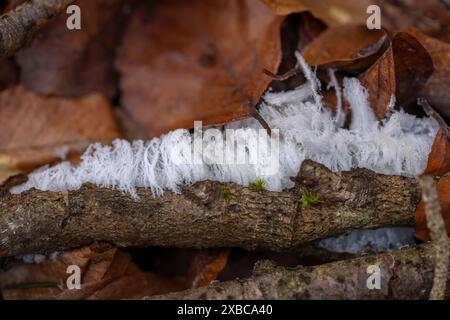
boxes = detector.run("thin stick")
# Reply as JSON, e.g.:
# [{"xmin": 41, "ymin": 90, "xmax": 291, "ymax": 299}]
[
  {"xmin": 418, "ymin": 175, "xmax": 449, "ymax": 300},
  {"xmin": 0, "ymin": 0, "xmax": 74, "ymax": 57},
  {"xmin": 263, "ymin": 63, "xmax": 300, "ymax": 81}
]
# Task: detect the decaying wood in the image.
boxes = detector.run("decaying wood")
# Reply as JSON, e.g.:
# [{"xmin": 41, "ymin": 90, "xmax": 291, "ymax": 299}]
[
  {"xmin": 151, "ymin": 242, "xmax": 449, "ymax": 300},
  {"xmin": 0, "ymin": 161, "xmax": 419, "ymax": 256},
  {"xmin": 418, "ymin": 175, "xmax": 449, "ymax": 300},
  {"xmin": 0, "ymin": 0, "xmax": 74, "ymax": 57}
]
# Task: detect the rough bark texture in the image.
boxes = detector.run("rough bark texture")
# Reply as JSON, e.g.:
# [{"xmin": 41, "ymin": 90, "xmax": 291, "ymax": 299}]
[
  {"xmin": 151, "ymin": 242, "xmax": 449, "ymax": 300},
  {"xmin": 0, "ymin": 0, "xmax": 74, "ymax": 57},
  {"xmin": 0, "ymin": 161, "xmax": 419, "ymax": 256}
]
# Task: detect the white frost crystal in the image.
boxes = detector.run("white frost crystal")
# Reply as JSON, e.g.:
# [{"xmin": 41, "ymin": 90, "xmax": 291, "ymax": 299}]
[
  {"xmin": 318, "ymin": 227, "xmax": 416, "ymax": 254},
  {"xmin": 12, "ymin": 55, "xmax": 437, "ymax": 197}
]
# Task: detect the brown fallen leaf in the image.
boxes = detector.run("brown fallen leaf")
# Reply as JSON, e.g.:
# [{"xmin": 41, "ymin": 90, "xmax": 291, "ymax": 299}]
[
  {"xmin": 267, "ymin": 12, "xmax": 327, "ymax": 92},
  {"xmin": 358, "ymin": 44, "xmax": 396, "ymax": 119},
  {"xmin": 415, "ymin": 176, "xmax": 450, "ymax": 241},
  {"xmin": 0, "ymin": 243, "xmax": 186, "ymax": 300},
  {"xmin": 16, "ymin": 0, "xmax": 128, "ymax": 99},
  {"xmin": 357, "ymin": 31, "xmax": 435, "ymax": 119},
  {"xmin": 391, "ymin": 32, "xmax": 434, "ymax": 113},
  {"xmin": 303, "ymin": 24, "xmax": 388, "ymax": 73},
  {"xmin": 425, "ymin": 128, "xmax": 450, "ymax": 177},
  {"xmin": 187, "ymin": 249, "xmax": 230, "ymax": 289},
  {"xmin": 0, "ymin": 86, "xmax": 119, "ymax": 182},
  {"xmin": 419, "ymin": 98, "xmax": 450, "ymax": 177},
  {"xmin": 117, "ymin": 0, "xmax": 284, "ymax": 137},
  {"xmin": 404, "ymin": 27, "xmax": 450, "ymax": 122}
]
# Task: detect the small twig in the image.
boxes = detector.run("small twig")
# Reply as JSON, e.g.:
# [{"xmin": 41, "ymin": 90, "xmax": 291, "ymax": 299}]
[
  {"xmin": 263, "ymin": 63, "xmax": 300, "ymax": 81},
  {"xmin": 0, "ymin": 161, "xmax": 417, "ymax": 255},
  {"xmin": 418, "ymin": 175, "xmax": 449, "ymax": 300},
  {"xmin": 150, "ymin": 242, "xmax": 449, "ymax": 300},
  {"xmin": 251, "ymin": 109, "xmax": 272, "ymax": 136},
  {"xmin": 0, "ymin": 0, "xmax": 74, "ymax": 57}
]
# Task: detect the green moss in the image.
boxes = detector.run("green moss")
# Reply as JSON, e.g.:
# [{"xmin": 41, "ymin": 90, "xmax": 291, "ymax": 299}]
[
  {"xmin": 249, "ymin": 179, "xmax": 267, "ymax": 194},
  {"xmin": 299, "ymin": 192, "xmax": 321, "ymax": 207},
  {"xmin": 355, "ymin": 210, "xmax": 372, "ymax": 225},
  {"xmin": 337, "ymin": 208, "xmax": 373, "ymax": 228},
  {"xmin": 220, "ymin": 188, "xmax": 235, "ymax": 201}
]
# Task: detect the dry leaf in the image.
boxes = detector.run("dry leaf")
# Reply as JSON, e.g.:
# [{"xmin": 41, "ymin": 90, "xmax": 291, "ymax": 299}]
[
  {"xmin": 420, "ymin": 98, "xmax": 450, "ymax": 177},
  {"xmin": 117, "ymin": 0, "xmax": 284, "ymax": 136},
  {"xmin": 268, "ymin": 12, "xmax": 327, "ymax": 92},
  {"xmin": 415, "ymin": 176, "xmax": 450, "ymax": 241},
  {"xmin": 425, "ymin": 128, "xmax": 450, "ymax": 176},
  {"xmin": 358, "ymin": 45, "xmax": 395, "ymax": 119},
  {"xmin": 391, "ymin": 32, "xmax": 434, "ymax": 113},
  {"xmin": 0, "ymin": 243, "xmax": 186, "ymax": 300},
  {"xmin": 187, "ymin": 249, "xmax": 230, "ymax": 288},
  {"xmin": 16, "ymin": 0, "xmax": 127, "ymax": 99},
  {"xmin": 0, "ymin": 86, "xmax": 119, "ymax": 181},
  {"xmin": 303, "ymin": 24, "xmax": 388, "ymax": 72},
  {"xmin": 357, "ymin": 32, "xmax": 434, "ymax": 119},
  {"xmin": 404, "ymin": 27, "xmax": 450, "ymax": 122}
]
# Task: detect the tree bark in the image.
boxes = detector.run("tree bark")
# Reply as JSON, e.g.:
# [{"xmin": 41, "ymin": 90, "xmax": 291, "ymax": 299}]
[
  {"xmin": 150, "ymin": 242, "xmax": 448, "ymax": 300},
  {"xmin": 0, "ymin": 161, "xmax": 419, "ymax": 256},
  {"xmin": 0, "ymin": 0, "xmax": 74, "ymax": 57}
]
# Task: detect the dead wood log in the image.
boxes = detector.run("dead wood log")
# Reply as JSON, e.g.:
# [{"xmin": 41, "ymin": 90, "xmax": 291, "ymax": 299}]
[
  {"xmin": 0, "ymin": 161, "xmax": 419, "ymax": 256},
  {"xmin": 150, "ymin": 242, "xmax": 449, "ymax": 300},
  {"xmin": 0, "ymin": 0, "xmax": 74, "ymax": 57}
]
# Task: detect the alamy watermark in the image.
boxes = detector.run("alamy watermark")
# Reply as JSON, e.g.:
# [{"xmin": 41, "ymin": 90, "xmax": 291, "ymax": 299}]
[
  {"xmin": 66, "ymin": 264, "xmax": 81, "ymax": 290},
  {"xmin": 167, "ymin": 121, "xmax": 280, "ymax": 176},
  {"xmin": 66, "ymin": 4, "xmax": 81, "ymax": 30},
  {"xmin": 366, "ymin": 5, "xmax": 382, "ymax": 30},
  {"xmin": 366, "ymin": 265, "xmax": 381, "ymax": 290}
]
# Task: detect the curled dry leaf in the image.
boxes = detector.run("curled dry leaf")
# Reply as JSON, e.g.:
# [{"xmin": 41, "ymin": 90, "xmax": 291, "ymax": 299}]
[
  {"xmin": 187, "ymin": 249, "xmax": 230, "ymax": 289},
  {"xmin": 16, "ymin": 0, "xmax": 128, "ymax": 99},
  {"xmin": 419, "ymin": 99, "xmax": 450, "ymax": 177},
  {"xmin": 358, "ymin": 45, "xmax": 395, "ymax": 119},
  {"xmin": 358, "ymin": 31, "xmax": 434, "ymax": 119},
  {"xmin": 303, "ymin": 24, "xmax": 388, "ymax": 72},
  {"xmin": 425, "ymin": 128, "xmax": 450, "ymax": 176},
  {"xmin": 268, "ymin": 12, "xmax": 327, "ymax": 92},
  {"xmin": 391, "ymin": 32, "xmax": 434, "ymax": 113},
  {"xmin": 0, "ymin": 86, "xmax": 119, "ymax": 182},
  {"xmin": 415, "ymin": 176, "xmax": 450, "ymax": 241},
  {"xmin": 117, "ymin": 0, "xmax": 284, "ymax": 137},
  {"xmin": 404, "ymin": 27, "xmax": 450, "ymax": 122}
]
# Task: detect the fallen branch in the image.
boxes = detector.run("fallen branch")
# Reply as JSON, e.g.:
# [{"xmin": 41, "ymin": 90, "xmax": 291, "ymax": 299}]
[
  {"xmin": 0, "ymin": 0, "xmax": 74, "ymax": 57},
  {"xmin": 151, "ymin": 242, "xmax": 449, "ymax": 300},
  {"xmin": 418, "ymin": 175, "xmax": 449, "ymax": 300},
  {"xmin": 0, "ymin": 161, "xmax": 418, "ymax": 255}
]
